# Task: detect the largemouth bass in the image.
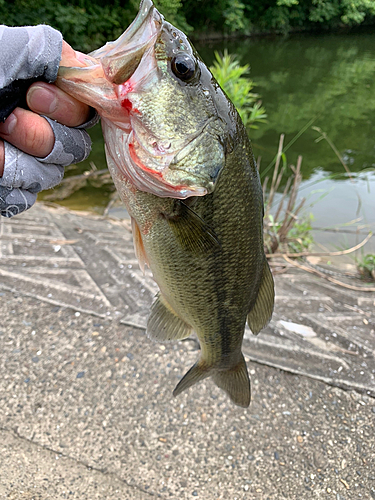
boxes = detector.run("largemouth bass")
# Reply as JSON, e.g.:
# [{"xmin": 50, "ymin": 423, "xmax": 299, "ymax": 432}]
[{"xmin": 57, "ymin": 0, "xmax": 274, "ymax": 407}]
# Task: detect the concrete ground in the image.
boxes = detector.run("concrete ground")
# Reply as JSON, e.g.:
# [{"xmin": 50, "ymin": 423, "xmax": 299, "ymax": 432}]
[{"xmin": 0, "ymin": 204, "xmax": 374, "ymax": 500}]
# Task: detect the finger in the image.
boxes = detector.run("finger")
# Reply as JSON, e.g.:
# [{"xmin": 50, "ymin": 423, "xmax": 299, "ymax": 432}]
[
  {"xmin": 0, "ymin": 140, "xmax": 4, "ymax": 177},
  {"xmin": 0, "ymin": 108, "xmax": 54, "ymax": 158},
  {"xmin": 41, "ymin": 117, "xmax": 92, "ymax": 167},
  {"xmin": 0, "ymin": 186, "xmax": 37, "ymax": 218},
  {"xmin": 2, "ymin": 141, "xmax": 64, "ymax": 191},
  {"xmin": 27, "ymin": 82, "xmax": 91, "ymax": 127}
]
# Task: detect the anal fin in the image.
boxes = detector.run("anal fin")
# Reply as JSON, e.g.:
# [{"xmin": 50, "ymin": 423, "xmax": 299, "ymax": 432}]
[
  {"xmin": 147, "ymin": 293, "xmax": 193, "ymax": 342},
  {"xmin": 247, "ymin": 260, "xmax": 275, "ymax": 335}
]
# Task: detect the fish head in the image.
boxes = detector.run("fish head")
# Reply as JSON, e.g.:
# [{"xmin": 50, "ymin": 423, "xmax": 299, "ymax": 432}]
[{"xmin": 57, "ymin": 0, "xmax": 237, "ymax": 198}]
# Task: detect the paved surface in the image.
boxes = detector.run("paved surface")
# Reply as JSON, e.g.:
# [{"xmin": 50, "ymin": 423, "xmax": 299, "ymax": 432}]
[{"xmin": 0, "ymin": 204, "xmax": 374, "ymax": 499}]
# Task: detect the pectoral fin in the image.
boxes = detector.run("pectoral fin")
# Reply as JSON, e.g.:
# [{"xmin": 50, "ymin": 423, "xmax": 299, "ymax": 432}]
[
  {"xmin": 167, "ymin": 201, "xmax": 220, "ymax": 253},
  {"xmin": 147, "ymin": 293, "xmax": 193, "ymax": 341},
  {"xmin": 247, "ymin": 260, "xmax": 275, "ymax": 335},
  {"xmin": 131, "ymin": 217, "xmax": 148, "ymax": 274}
]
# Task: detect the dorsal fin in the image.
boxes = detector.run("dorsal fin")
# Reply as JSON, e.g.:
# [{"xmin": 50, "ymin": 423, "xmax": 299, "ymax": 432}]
[{"xmin": 247, "ymin": 260, "xmax": 275, "ymax": 335}]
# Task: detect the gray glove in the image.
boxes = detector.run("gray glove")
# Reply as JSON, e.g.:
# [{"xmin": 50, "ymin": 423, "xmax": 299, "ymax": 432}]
[{"xmin": 0, "ymin": 25, "xmax": 98, "ymax": 218}]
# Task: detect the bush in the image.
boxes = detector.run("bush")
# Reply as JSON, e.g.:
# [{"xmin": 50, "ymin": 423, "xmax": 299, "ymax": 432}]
[{"xmin": 210, "ymin": 50, "xmax": 267, "ymax": 130}]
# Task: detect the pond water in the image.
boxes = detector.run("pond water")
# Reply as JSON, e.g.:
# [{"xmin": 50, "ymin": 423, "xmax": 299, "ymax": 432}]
[{"xmin": 45, "ymin": 30, "xmax": 375, "ymax": 258}]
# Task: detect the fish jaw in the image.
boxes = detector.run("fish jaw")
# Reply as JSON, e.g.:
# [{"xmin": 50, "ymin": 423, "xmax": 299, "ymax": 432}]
[
  {"xmin": 107, "ymin": 42, "xmax": 226, "ymax": 198},
  {"xmin": 57, "ymin": 65, "xmax": 127, "ymax": 124},
  {"xmin": 92, "ymin": 0, "xmax": 162, "ymax": 85},
  {"xmin": 56, "ymin": 0, "xmax": 161, "ymax": 127}
]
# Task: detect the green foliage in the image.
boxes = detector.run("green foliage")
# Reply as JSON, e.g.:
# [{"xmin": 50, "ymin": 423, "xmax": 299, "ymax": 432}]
[
  {"xmin": 309, "ymin": 0, "xmax": 340, "ymax": 23},
  {"xmin": 223, "ymin": 0, "xmax": 247, "ymax": 32},
  {"xmin": 309, "ymin": 0, "xmax": 375, "ymax": 25},
  {"xmin": 287, "ymin": 214, "xmax": 314, "ymax": 252},
  {"xmin": 1, "ymin": 0, "xmax": 137, "ymax": 52},
  {"xmin": 182, "ymin": 0, "xmax": 251, "ymax": 34},
  {"xmin": 2, "ymin": 0, "xmax": 375, "ymax": 47},
  {"xmin": 153, "ymin": 0, "xmax": 191, "ymax": 33},
  {"xmin": 356, "ymin": 253, "xmax": 375, "ymax": 281},
  {"xmin": 277, "ymin": 0, "xmax": 299, "ymax": 6},
  {"xmin": 210, "ymin": 50, "xmax": 267, "ymax": 129},
  {"xmin": 340, "ymin": 0, "xmax": 375, "ymax": 25},
  {"xmin": 154, "ymin": 0, "xmax": 181, "ymax": 16}
]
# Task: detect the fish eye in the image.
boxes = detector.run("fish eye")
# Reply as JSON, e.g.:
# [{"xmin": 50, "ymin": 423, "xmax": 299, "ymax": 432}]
[{"xmin": 171, "ymin": 54, "xmax": 197, "ymax": 82}]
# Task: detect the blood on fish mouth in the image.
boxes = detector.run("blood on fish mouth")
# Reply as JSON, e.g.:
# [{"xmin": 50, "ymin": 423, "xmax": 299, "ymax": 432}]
[{"xmin": 121, "ymin": 98, "xmax": 140, "ymax": 114}]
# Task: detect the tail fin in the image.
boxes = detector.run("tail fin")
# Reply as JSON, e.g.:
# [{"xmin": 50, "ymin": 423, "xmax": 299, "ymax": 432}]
[
  {"xmin": 212, "ymin": 354, "xmax": 250, "ymax": 408},
  {"xmin": 173, "ymin": 354, "xmax": 251, "ymax": 408},
  {"xmin": 173, "ymin": 360, "xmax": 210, "ymax": 398}
]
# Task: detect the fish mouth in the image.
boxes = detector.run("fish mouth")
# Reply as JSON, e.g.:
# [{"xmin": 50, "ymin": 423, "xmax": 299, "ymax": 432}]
[
  {"xmin": 56, "ymin": 0, "xmax": 162, "ymax": 116},
  {"xmin": 90, "ymin": 0, "xmax": 162, "ymax": 85}
]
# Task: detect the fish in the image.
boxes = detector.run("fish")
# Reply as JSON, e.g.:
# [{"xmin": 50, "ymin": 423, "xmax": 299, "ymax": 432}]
[{"xmin": 56, "ymin": 0, "xmax": 274, "ymax": 407}]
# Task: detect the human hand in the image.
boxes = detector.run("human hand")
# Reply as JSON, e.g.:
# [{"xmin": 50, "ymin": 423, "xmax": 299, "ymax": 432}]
[
  {"xmin": 0, "ymin": 26, "xmax": 98, "ymax": 217},
  {"xmin": 0, "ymin": 42, "xmax": 91, "ymax": 175}
]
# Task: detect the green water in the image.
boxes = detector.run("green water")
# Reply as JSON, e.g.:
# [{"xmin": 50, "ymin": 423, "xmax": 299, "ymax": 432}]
[
  {"xmin": 47, "ymin": 30, "xmax": 375, "ymax": 255},
  {"xmin": 200, "ymin": 30, "xmax": 375, "ymax": 176}
]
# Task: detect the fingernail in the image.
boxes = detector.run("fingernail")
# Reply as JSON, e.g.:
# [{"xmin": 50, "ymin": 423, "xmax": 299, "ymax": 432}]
[
  {"xmin": 0, "ymin": 113, "xmax": 17, "ymax": 135},
  {"xmin": 27, "ymin": 85, "xmax": 58, "ymax": 114}
]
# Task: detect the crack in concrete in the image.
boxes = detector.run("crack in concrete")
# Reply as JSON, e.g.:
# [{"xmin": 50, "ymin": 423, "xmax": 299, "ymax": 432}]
[
  {"xmin": 0, "ymin": 426, "xmax": 163, "ymax": 499},
  {"xmin": 0, "ymin": 284, "xmax": 110, "ymax": 319},
  {"xmin": 243, "ymin": 349, "xmax": 375, "ymax": 399}
]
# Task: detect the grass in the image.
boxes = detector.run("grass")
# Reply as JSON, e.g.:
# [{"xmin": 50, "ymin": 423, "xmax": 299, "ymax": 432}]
[
  {"xmin": 262, "ymin": 134, "xmax": 314, "ymax": 255},
  {"xmin": 356, "ymin": 254, "xmax": 375, "ymax": 281}
]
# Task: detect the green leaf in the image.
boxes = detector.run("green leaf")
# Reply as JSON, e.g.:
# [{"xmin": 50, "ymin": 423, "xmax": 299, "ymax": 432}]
[{"xmin": 277, "ymin": 0, "xmax": 299, "ymax": 6}]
